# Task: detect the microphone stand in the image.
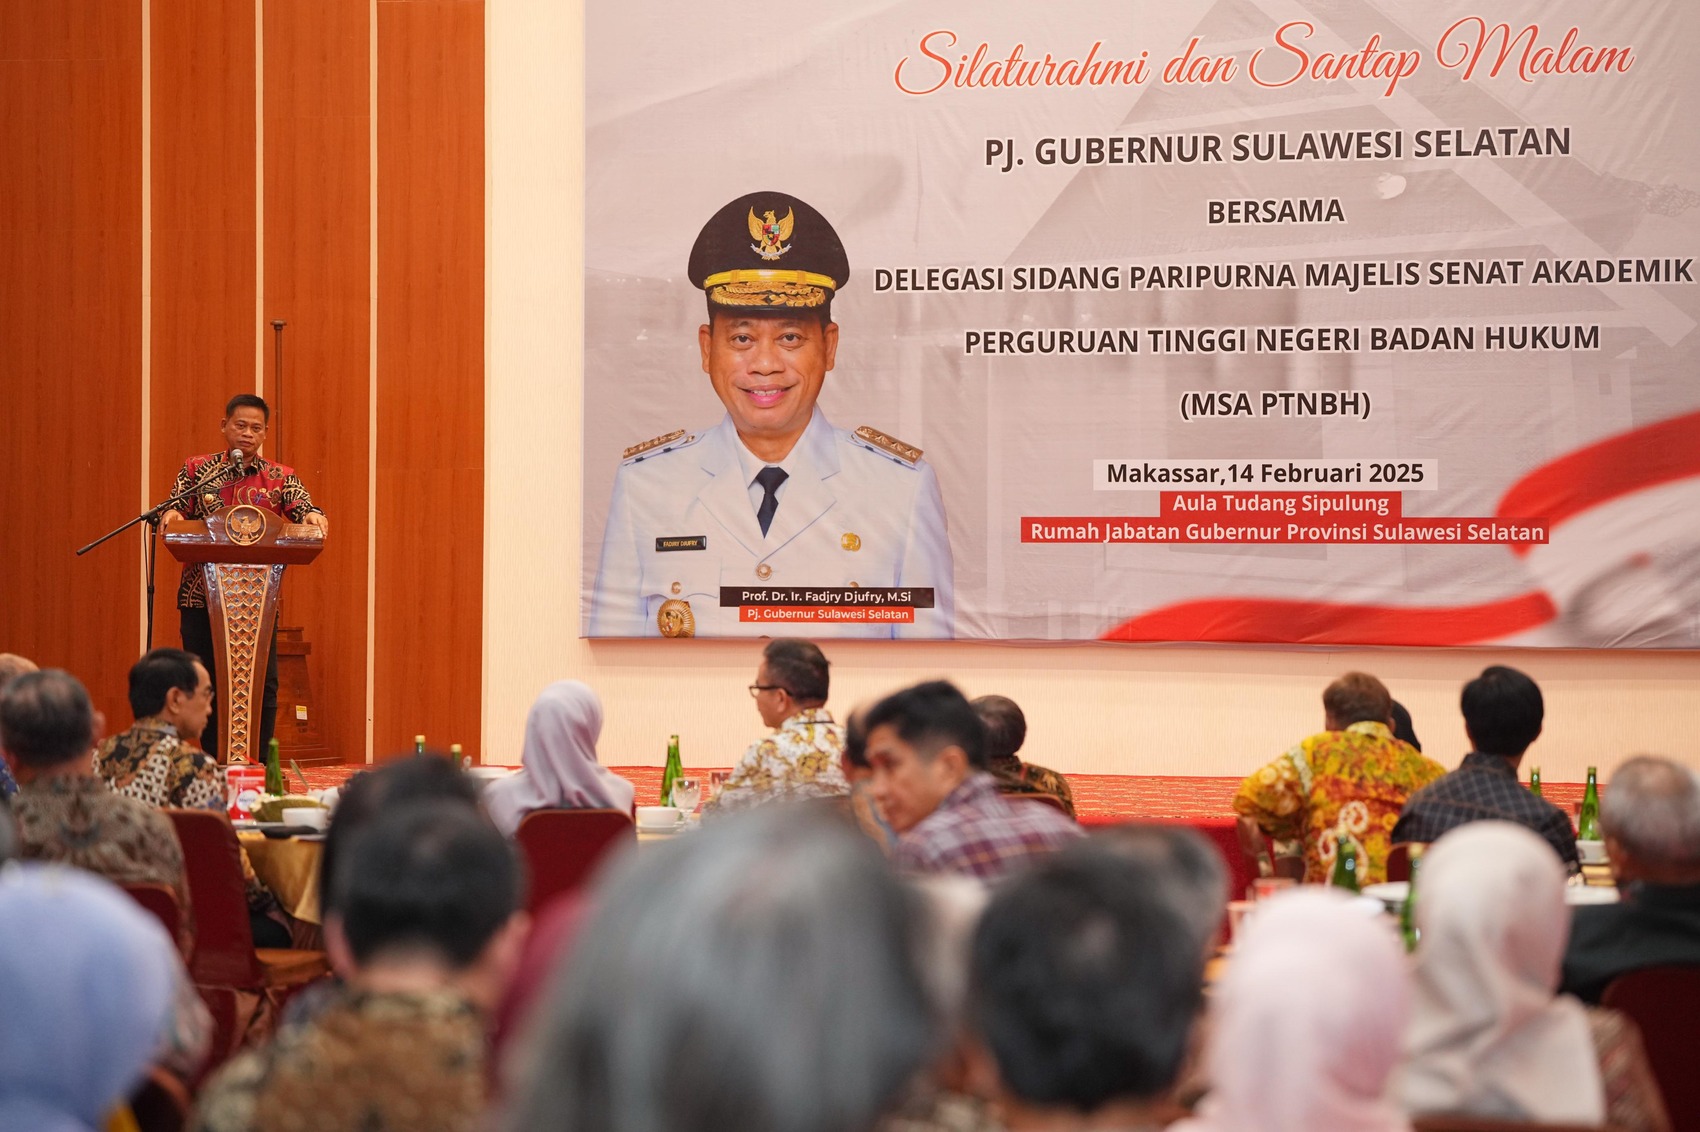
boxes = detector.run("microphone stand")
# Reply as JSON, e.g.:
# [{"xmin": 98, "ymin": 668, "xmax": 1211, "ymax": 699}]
[{"xmin": 76, "ymin": 457, "xmax": 236, "ymax": 650}]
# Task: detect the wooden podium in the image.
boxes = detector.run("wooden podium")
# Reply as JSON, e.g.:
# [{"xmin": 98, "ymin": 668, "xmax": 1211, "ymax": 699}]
[{"xmin": 164, "ymin": 510, "xmax": 325, "ymax": 764}]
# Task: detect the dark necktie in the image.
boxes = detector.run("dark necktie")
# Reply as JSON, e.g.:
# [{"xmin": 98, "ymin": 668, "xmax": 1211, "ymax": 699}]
[{"xmin": 754, "ymin": 465, "xmax": 788, "ymax": 536}]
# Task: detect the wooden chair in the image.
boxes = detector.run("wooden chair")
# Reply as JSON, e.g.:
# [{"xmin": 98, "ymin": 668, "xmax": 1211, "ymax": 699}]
[
  {"xmin": 165, "ymin": 809, "xmax": 329, "ymax": 1066},
  {"xmin": 514, "ymin": 808, "xmax": 635, "ymax": 916},
  {"xmin": 122, "ymin": 882, "xmax": 189, "ymax": 962},
  {"xmin": 1602, "ymin": 964, "xmax": 1700, "ymax": 1132}
]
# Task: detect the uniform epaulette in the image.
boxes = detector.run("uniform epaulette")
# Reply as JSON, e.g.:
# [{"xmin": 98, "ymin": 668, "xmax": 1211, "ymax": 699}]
[
  {"xmin": 851, "ymin": 425, "xmax": 922, "ymax": 466},
  {"xmin": 621, "ymin": 429, "xmax": 700, "ymax": 464}
]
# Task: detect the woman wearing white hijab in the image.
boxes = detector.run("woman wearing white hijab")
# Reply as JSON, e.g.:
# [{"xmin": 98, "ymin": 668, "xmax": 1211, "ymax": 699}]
[
  {"xmin": 485, "ymin": 680, "xmax": 635, "ymax": 836},
  {"xmin": 0, "ymin": 865, "xmax": 179, "ymax": 1132},
  {"xmin": 1402, "ymin": 820, "xmax": 1668, "ymax": 1132},
  {"xmin": 1172, "ymin": 888, "xmax": 1413, "ymax": 1132}
]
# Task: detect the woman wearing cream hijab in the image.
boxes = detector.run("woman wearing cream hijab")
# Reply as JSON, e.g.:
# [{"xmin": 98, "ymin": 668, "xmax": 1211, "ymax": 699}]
[
  {"xmin": 1402, "ymin": 820, "xmax": 1668, "ymax": 1132},
  {"xmin": 484, "ymin": 680, "xmax": 635, "ymax": 836},
  {"xmin": 1172, "ymin": 888, "xmax": 1413, "ymax": 1132}
]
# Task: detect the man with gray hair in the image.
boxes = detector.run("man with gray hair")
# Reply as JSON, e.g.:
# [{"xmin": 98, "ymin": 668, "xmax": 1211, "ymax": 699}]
[{"xmin": 1561, "ymin": 755, "xmax": 1700, "ymax": 1003}]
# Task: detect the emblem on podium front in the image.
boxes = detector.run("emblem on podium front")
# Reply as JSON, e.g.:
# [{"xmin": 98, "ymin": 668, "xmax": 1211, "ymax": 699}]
[{"xmin": 227, "ymin": 504, "xmax": 268, "ymax": 546}]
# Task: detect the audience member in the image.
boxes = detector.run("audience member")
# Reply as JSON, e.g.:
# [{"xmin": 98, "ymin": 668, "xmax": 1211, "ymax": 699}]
[
  {"xmin": 704, "ymin": 638, "xmax": 849, "ymax": 814},
  {"xmin": 1393, "ymin": 666, "xmax": 1580, "ymax": 871},
  {"xmin": 96, "ymin": 648, "xmax": 222, "ymax": 810},
  {"xmin": 0, "ymin": 864, "xmax": 186, "ymax": 1132},
  {"xmin": 1095, "ymin": 823, "xmax": 1231, "ymax": 955},
  {"xmin": 0, "ymin": 652, "xmax": 36, "ymax": 798},
  {"xmin": 2, "ymin": 670, "xmax": 195, "ymax": 954},
  {"xmin": 1402, "ymin": 821, "xmax": 1668, "ymax": 1132},
  {"xmin": 192, "ymin": 801, "xmax": 527, "ymax": 1132},
  {"xmin": 1390, "ymin": 699, "xmax": 1421, "ymax": 751},
  {"xmin": 0, "ymin": 797, "xmax": 13, "ymax": 864},
  {"xmin": 484, "ymin": 680, "xmax": 633, "ymax": 835},
  {"xmin": 1563, "ymin": 755, "xmax": 1700, "ymax": 1002},
  {"xmin": 502, "ymin": 806, "xmax": 939, "ymax": 1132},
  {"xmin": 1172, "ymin": 889, "xmax": 1413, "ymax": 1132},
  {"xmin": 971, "ymin": 694, "xmax": 1075, "ymax": 817},
  {"xmin": 864, "ymin": 681, "xmax": 1081, "ymax": 881},
  {"xmin": 1234, "ymin": 672, "xmax": 1444, "ymax": 885},
  {"xmin": 966, "ymin": 845, "xmax": 1207, "ymax": 1132},
  {"xmin": 841, "ymin": 704, "xmax": 896, "ymax": 848}
]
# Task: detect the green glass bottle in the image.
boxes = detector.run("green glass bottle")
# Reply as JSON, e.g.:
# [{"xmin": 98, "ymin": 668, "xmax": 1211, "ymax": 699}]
[
  {"xmin": 1577, "ymin": 765, "xmax": 1601, "ymax": 840},
  {"xmin": 414, "ymin": 734, "xmax": 427, "ymax": 757},
  {"xmin": 450, "ymin": 742, "xmax": 468, "ymax": 770},
  {"xmin": 1399, "ymin": 848, "xmax": 1423, "ymax": 953},
  {"xmin": 1330, "ymin": 831, "xmax": 1361, "ymax": 893},
  {"xmin": 1528, "ymin": 766, "xmax": 1542, "ymax": 796},
  {"xmin": 660, "ymin": 734, "xmax": 683, "ymax": 808},
  {"xmin": 264, "ymin": 737, "xmax": 285, "ymax": 797}
]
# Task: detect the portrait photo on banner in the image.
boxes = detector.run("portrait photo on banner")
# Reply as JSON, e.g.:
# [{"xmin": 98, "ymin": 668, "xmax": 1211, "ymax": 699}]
[{"xmin": 580, "ymin": 1, "xmax": 1700, "ymax": 649}]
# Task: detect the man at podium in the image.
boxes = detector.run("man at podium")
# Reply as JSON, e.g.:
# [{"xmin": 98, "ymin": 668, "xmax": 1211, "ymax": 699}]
[{"xmin": 160, "ymin": 394, "xmax": 327, "ymax": 758}]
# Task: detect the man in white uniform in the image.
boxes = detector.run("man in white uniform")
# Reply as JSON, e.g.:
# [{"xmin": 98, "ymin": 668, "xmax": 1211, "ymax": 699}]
[{"xmin": 590, "ymin": 191, "xmax": 954, "ymax": 638}]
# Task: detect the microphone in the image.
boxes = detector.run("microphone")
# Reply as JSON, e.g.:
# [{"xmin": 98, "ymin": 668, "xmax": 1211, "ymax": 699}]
[{"xmin": 230, "ymin": 447, "xmax": 246, "ymax": 475}]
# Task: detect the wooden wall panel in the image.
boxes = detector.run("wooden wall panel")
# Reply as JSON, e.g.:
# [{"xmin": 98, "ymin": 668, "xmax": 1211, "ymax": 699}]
[
  {"xmin": 0, "ymin": 1, "xmax": 143, "ymax": 732},
  {"xmin": 149, "ymin": 0, "xmax": 257, "ymax": 646},
  {"xmin": 374, "ymin": 0, "xmax": 485, "ymax": 759},
  {"xmin": 262, "ymin": 0, "xmax": 370, "ymax": 762}
]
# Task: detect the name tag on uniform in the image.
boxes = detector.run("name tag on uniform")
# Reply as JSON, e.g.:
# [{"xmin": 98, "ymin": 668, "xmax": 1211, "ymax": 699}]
[{"xmin": 656, "ymin": 535, "xmax": 708, "ymax": 552}]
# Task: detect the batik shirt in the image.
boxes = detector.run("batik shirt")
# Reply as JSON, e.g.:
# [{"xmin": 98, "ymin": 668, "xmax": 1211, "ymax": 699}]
[
  {"xmin": 190, "ymin": 988, "xmax": 486, "ymax": 1132},
  {"xmin": 704, "ymin": 707, "xmax": 849, "ymax": 814},
  {"xmin": 893, "ymin": 771, "xmax": 1084, "ymax": 881},
  {"xmin": 168, "ymin": 450, "xmax": 321, "ymax": 609},
  {"xmin": 988, "ymin": 754, "xmax": 1076, "ymax": 817},
  {"xmin": 97, "ymin": 716, "xmax": 224, "ymax": 811},
  {"xmin": 10, "ymin": 774, "xmax": 195, "ymax": 953},
  {"xmin": 1233, "ymin": 720, "xmax": 1446, "ymax": 885}
]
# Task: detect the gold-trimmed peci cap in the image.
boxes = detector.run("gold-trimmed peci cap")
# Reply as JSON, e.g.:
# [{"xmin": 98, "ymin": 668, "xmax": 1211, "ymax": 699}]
[{"xmin": 688, "ymin": 191, "xmax": 849, "ymax": 312}]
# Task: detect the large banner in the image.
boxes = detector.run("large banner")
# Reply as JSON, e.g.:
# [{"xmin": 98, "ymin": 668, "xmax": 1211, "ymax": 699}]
[{"xmin": 582, "ymin": 1, "xmax": 1700, "ymax": 647}]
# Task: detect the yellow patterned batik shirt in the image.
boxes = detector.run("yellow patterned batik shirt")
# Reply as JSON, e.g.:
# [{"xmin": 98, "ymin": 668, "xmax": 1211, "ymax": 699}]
[
  {"xmin": 1233, "ymin": 720, "xmax": 1446, "ymax": 885},
  {"xmin": 704, "ymin": 708, "xmax": 849, "ymax": 815}
]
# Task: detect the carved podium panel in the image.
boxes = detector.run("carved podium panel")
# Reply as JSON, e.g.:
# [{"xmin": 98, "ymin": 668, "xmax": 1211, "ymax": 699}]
[{"xmin": 164, "ymin": 510, "xmax": 325, "ymax": 764}]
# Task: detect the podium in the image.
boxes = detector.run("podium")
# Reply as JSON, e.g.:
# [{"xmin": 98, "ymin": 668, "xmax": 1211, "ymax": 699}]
[{"xmin": 164, "ymin": 510, "xmax": 325, "ymax": 764}]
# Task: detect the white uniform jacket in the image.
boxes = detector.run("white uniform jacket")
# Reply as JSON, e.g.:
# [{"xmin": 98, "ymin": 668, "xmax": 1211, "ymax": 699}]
[{"xmin": 589, "ymin": 409, "xmax": 954, "ymax": 638}]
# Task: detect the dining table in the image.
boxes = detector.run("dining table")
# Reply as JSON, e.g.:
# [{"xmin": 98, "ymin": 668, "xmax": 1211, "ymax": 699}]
[{"xmin": 237, "ymin": 829, "xmax": 325, "ymax": 925}]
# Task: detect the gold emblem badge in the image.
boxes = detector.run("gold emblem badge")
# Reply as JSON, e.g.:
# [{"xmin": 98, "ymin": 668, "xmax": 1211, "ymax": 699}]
[
  {"xmin": 748, "ymin": 207, "xmax": 794, "ymax": 261},
  {"xmin": 657, "ymin": 599, "xmax": 695, "ymax": 638},
  {"xmin": 841, "ymin": 532, "xmax": 862, "ymax": 552},
  {"xmin": 226, "ymin": 504, "xmax": 267, "ymax": 546},
  {"xmin": 755, "ymin": 563, "xmax": 773, "ymax": 580}
]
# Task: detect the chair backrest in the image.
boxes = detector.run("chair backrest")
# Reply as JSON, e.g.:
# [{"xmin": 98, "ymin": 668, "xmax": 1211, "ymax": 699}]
[
  {"xmin": 165, "ymin": 809, "xmax": 262, "ymax": 987},
  {"xmin": 514, "ymin": 808, "xmax": 635, "ymax": 916},
  {"xmin": 122, "ymin": 883, "xmax": 188, "ymax": 962},
  {"xmin": 1601, "ymin": 964, "xmax": 1700, "ymax": 1132},
  {"xmin": 1387, "ymin": 841, "xmax": 1415, "ymax": 883}
]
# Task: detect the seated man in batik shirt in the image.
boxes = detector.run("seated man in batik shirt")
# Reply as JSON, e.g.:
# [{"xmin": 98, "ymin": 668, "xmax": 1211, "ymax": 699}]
[
  {"xmin": 1234, "ymin": 672, "xmax": 1446, "ymax": 885},
  {"xmin": 97, "ymin": 648, "xmax": 223, "ymax": 810},
  {"xmin": 972, "ymin": 694, "xmax": 1075, "ymax": 817},
  {"xmin": 191, "ymin": 803, "xmax": 525, "ymax": 1132},
  {"xmin": 704, "ymin": 639, "xmax": 848, "ymax": 815}
]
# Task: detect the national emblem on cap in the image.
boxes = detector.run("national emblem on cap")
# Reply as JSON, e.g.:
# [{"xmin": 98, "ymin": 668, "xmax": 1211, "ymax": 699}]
[{"xmin": 689, "ymin": 191, "xmax": 850, "ymax": 311}]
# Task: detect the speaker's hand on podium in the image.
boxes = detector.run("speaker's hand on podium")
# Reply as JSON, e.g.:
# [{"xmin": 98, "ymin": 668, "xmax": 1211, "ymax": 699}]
[
  {"xmin": 302, "ymin": 511, "xmax": 329, "ymax": 536},
  {"xmin": 160, "ymin": 509, "xmax": 185, "ymax": 528}
]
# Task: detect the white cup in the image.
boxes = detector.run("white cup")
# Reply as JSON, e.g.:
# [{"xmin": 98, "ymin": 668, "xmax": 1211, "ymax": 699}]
[
  {"xmin": 292, "ymin": 806, "xmax": 330, "ymax": 831},
  {"xmin": 636, "ymin": 805, "xmax": 683, "ymax": 832},
  {"xmin": 1577, "ymin": 839, "xmax": 1609, "ymax": 865}
]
